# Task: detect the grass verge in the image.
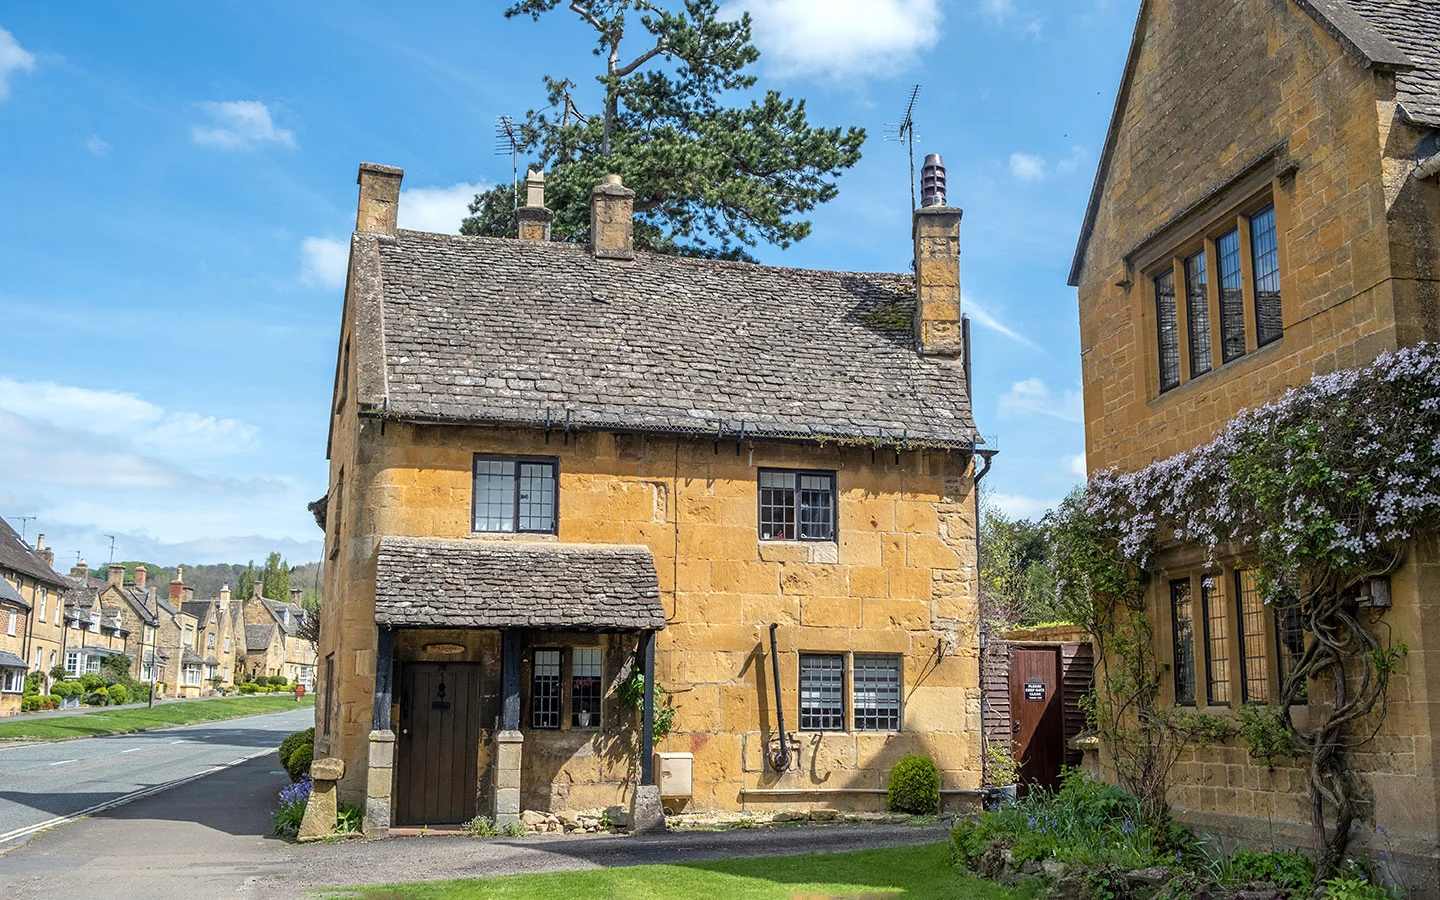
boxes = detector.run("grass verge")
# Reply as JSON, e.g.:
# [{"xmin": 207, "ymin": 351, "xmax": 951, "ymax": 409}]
[
  {"xmin": 0, "ymin": 695, "xmax": 314, "ymax": 741},
  {"xmin": 328, "ymin": 842, "xmax": 1043, "ymax": 900}
]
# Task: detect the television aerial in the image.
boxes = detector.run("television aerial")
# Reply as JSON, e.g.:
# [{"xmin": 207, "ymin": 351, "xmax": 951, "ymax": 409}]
[
  {"xmin": 884, "ymin": 85, "xmax": 922, "ymax": 211},
  {"xmin": 495, "ymin": 115, "xmax": 522, "ymax": 209}
]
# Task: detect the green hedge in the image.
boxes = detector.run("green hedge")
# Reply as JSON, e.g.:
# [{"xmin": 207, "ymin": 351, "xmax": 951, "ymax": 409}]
[
  {"xmin": 887, "ymin": 754, "xmax": 941, "ymax": 815},
  {"xmin": 20, "ymin": 695, "xmax": 59, "ymax": 712},
  {"xmin": 51, "ymin": 680, "xmax": 83, "ymax": 697}
]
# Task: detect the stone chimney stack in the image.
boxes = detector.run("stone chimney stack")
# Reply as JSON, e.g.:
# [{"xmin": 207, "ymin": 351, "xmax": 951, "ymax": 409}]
[
  {"xmin": 912, "ymin": 154, "xmax": 964, "ymax": 358},
  {"xmin": 356, "ymin": 162, "xmax": 404, "ymax": 235},
  {"xmin": 516, "ymin": 169, "xmax": 555, "ymax": 241},
  {"xmin": 169, "ymin": 566, "xmax": 184, "ymax": 602},
  {"xmin": 252, "ymin": 582, "xmax": 264, "ymax": 602},
  {"xmin": 107, "ymin": 564, "xmax": 125, "ymax": 588},
  {"xmin": 220, "ymin": 584, "xmax": 231, "ymax": 604},
  {"xmin": 134, "ymin": 566, "xmax": 147, "ymax": 589},
  {"xmin": 289, "ymin": 588, "xmax": 304, "ymax": 606},
  {"xmin": 72, "ymin": 560, "xmax": 89, "ymax": 583},
  {"xmin": 36, "ymin": 534, "xmax": 54, "ymax": 569},
  {"xmin": 590, "ymin": 174, "xmax": 634, "ymax": 261}
]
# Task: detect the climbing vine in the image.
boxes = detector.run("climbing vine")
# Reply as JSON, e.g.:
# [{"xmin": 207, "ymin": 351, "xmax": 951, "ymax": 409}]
[{"xmin": 1051, "ymin": 343, "xmax": 1440, "ymax": 879}]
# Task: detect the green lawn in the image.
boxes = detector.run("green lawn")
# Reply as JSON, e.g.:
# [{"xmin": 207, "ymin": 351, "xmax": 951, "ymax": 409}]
[
  {"xmin": 330, "ymin": 843, "xmax": 1040, "ymax": 900},
  {"xmin": 0, "ymin": 695, "xmax": 314, "ymax": 741}
]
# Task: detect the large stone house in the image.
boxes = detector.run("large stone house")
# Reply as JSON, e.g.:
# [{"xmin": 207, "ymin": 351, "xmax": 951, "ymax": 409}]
[
  {"xmin": 317, "ymin": 161, "xmax": 987, "ymax": 835},
  {"xmin": 242, "ymin": 586, "xmax": 316, "ymax": 687},
  {"xmin": 0, "ymin": 520, "xmax": 70, "ymax": 706},
  {"xmin": 1071, "ymin": 0, "xmax": 1440, "ymax": 888}
]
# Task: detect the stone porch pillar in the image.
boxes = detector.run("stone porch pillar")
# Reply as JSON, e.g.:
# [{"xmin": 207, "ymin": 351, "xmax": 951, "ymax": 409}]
[
  {"xmin": 494, "ymin": 628, "xmax": 522, "ymax": 826},
  {"xmin": 364, "ymin": 627, "xmax": 396, "ymax": 837},
  {"xmin": 630, "ymin": 629, "xmax": 664, "ymax": 834}
]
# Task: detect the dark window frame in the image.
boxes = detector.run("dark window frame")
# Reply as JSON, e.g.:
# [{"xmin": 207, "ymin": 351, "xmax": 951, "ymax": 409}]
[
  {"xmin": 1275, "ymin": 602, "xmax": 1308, "ymax": 705},
  {"xmin": 1154, "ymin": 269, "xmax": 1181, "ymax": 393},
  {"xmin": 1183, "ymin": 251, "xmax": 1211, "ymax": 379},
  {"xmin": 758, "ymin": 468, "xmax": 838, "ymax": 542},
  {"xmin": 570, "ymin": 646, "xmax": 603, "ymax": 730},
  {"xmin": 1216, "ymin": 227, "xmax": 1247, "ymax": 363},
  {"xmin": 1170, "ymin": 578, "xmax": 1197, "ymax": 706},
  {"xmin": 1200, "ymin": 573, "xmax": 1231, "ymax": 707},
  {"xmin": 472, "ymin": 455, "xmax": 560, "ymax": 535},
  {"xmin": 1234, "ymin": 569, "xmax": 1270, "ymax": 704},
  {"xmin": 853, "ymin": 654, "xmax": 902, "ymax": 732},
  {"xmin": 1249, "ymin": 204, "xmax": 1283, "ymax": 347},
  {"xmin": 798, "ymin": 652, "xmax": 846, "ymax": 732},
  {"xmin": 530, "ymin": 647, "xmax": 564, "ymax": 730}
]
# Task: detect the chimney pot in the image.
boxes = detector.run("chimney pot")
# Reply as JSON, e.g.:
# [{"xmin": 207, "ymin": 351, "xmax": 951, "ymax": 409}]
[
  {"xmin": 108, "ymin": 564, "xmax": 125, "ymax": 588},
  {"xmin": 356, "ymin": 162, "xmax": 404, "ymax": 235},
  {"xmin": 220, "ymin": 584, "xmax": 231, "ymax": 603},
  {"xmin": 516, "ymin": 169, "xmax": 555, "ymax": 241},
  {"xmin": 912, "ymin": 154, "xmax": 964, "ymax": 358},
  {"xmin": 590, "ymin": 174, "xmax": 635, "ymax": 260},
  {"xmin": 169, "ymin": 565, "xmax": 184, "ymax": 602},
  {"xmin": 36, "ymin": 534, "xmax": 45, "ymax": 551},
  {"xmin": 73, "ymin": 560, "xmax": 89, "ymax": 582}
]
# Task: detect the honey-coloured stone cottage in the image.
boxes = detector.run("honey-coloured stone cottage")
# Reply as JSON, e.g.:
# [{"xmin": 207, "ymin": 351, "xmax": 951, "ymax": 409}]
[
  {"xmin": 315, "ymin": 159, "xmax": 990, "ymax": 835},
  {"xmin": 1071, "ymin": 0, "xmax": 1440, "ymax": 890}
]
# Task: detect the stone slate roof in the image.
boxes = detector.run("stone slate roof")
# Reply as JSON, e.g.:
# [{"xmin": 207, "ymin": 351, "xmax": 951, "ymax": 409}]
[
  {"xmin": 245, "ymin": 624, "xmax": 275, "ymax": 652},
  {"xmin": 0, "ymin": 517, "xmax": 69, "ymax": 588},
  {"xmin": 374, "ymin": 537, "xmax": 664, "ymax": 631},
  {"xmin": 0, "ymin": 578, "xmax": 31, "ymax": 610},
  {"xmin": 181, "ymin": 601, "xmax": 213, "ymax": 621},
  {"xmin": 352, "ymin": 230, "xmax": 979, "ymax": 449},
  {"xmin": 0, "ymin": 650, "xmax": 27, "ymax": 669},
  {"xmin": 181, "ymin": 648, "xmax": 204, "ymax": 665},
  {"xmin": 118, "ymin": 586, "xmax": 159, "ymax": 626},
  {"xmin": 1344, "ymin": 0, "xmax": 1440, "ymax": 126},
  {"xmin": 260, "ymin": 598, "xmax": 304, "ymax": 635}
]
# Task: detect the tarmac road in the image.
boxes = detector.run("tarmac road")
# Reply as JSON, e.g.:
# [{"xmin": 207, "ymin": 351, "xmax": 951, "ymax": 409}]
[{"xmin": 0, "ymin": 705, "xmax": 313, "ymax": 847}]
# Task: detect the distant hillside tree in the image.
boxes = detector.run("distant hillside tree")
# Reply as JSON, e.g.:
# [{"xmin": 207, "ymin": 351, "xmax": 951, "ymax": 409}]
[
  {"xmin": 235, "ymin": 561, "xmax": 256, "ymax": 602},
  {"xmin": 261, "ymin": 552, "xmax": 289, "ymax": 601},
  {"xmin": 461, "ymin": 0, "xmax": 865, "ymax": 260}
]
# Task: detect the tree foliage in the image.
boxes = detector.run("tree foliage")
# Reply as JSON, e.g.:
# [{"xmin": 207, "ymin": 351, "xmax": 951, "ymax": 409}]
[
  {"xmin": 979, "ymin": 494, "xmax": 1062, "ymax": 632},
  {"xmin": 462, "ymin": 0, "xmax": 866, "ymax": 260},
  {"xmin": 261, "ymin": 552, "xmax": 289, "ymax": 602}
]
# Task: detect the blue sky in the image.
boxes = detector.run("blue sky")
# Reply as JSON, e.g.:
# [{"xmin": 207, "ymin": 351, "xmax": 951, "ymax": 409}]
[{"xmin": 0, "ymin": 0, "xmax": 1135, "ymax": 568}]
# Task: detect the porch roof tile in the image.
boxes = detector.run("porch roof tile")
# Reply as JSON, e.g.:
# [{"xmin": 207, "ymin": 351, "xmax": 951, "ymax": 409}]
[{"xmin": 374, "ymin": 537, "xmax": 664, "ymax": 631}]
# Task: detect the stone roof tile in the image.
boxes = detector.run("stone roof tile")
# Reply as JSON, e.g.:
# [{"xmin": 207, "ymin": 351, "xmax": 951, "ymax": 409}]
[{"xmin": 375, "ymin": 537, "xmax": 664, "ymax": 631}]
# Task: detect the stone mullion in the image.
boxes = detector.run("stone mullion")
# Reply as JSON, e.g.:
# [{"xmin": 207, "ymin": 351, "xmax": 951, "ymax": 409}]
[
  {"xmin": 1204, "ymin": 236, "xmax": 1223, "ymax": 373},
  {"xmin": 1172, "ymin": 257, "xmax": 1192, "ymax": 382}
]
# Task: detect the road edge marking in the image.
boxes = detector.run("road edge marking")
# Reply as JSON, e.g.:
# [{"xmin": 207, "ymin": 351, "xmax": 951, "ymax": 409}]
[{"xmin": 0, "ymin": 745, "xmax": 274, "ymax": 847}]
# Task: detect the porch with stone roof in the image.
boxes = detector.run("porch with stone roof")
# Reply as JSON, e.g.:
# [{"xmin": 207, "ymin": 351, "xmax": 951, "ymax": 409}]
[{"xmin": 361, "ymin": 536, "xmax": 666, "ymax": 835}]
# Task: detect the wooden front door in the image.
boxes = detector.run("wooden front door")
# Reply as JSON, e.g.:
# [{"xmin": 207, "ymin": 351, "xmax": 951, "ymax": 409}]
[
  {"xmin": 395, "ymin": 662, "xmax": 481, "ymax": 826},
  {"xmin": 1009, "ymin": 647, "xmax": 1063, "ymax": 793}
]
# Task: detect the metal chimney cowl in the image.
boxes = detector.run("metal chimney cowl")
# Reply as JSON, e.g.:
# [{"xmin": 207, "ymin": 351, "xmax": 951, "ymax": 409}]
[{"xmin": 920, "ymin": 153, "xmax": 947, "ymax": 208}]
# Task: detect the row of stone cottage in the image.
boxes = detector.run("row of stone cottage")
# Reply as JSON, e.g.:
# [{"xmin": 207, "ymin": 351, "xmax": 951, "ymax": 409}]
[{"xmin": 0, "ymin": 515, "xmax": 317, "ymax": 715}]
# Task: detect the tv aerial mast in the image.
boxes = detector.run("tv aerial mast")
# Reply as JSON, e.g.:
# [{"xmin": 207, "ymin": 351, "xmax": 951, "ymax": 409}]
[
  {"xmin": 885, "ymin": 85, "xmax": 922, "ymax": 211},
  {"xmin": 495, "ymin": 115, "xmax": 522, "ymax": 209}
]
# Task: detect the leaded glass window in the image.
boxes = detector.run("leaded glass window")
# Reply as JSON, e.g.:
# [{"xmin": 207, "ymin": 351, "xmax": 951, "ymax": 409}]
[
  {"xmin": 1217, "ymin": 229, "xmax": 1247, "ymax": 363},
  {"xmin": 854, "ymin": 655, "xmax": 901, "ymax": 731},
  {"xmin": 1235, "ymin": 569, "xmax": 1270, "ymax": 703},
  {"xmin": 473, "ymin": 456, "xmax": 558, "ymax": 534},
  {"xmin": 1184, "ymin": 251, "xmax": 1211, "ymax": 377},
  {"xmin": 1170, "ymin": 579, "xmax": 1196, "ymax": 706},
  {"xmin": 531, "ymin": 649, "xmax": 562, "ymax": 729},
  {"xmin": 1202, "ymin": 574, "xmax": 1230, "ymax": 706},
  {"xmin": 799, "ymin": 653, "xmax": 845, "ymax": 731},
  {"xmin": 759, "ymin": 470, "xmax": 836, "ymax": 541},
  {"xmin": 1155, "ymin": 269, "xmax": 1180, "ymax": 392},
  {"xmin": 571, "ymin": 648, "xmax": 602, "ymax": 728},
  {"xmin": 1250, "ymin": 205, "xmax": 1282, "ymax": 346},
  {"xmin": 1276, "ymin": 603, "xmax": 1307, "ymax": 704}
]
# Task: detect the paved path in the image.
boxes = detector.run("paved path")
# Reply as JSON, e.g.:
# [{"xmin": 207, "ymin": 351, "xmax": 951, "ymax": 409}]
[
  {"xmin": 0, "ymin": 746, "xmax": 947, "ymax": 900},
  {"xmin": 0, "ymin": 706, "xmax": 312, "ymax": 845}
]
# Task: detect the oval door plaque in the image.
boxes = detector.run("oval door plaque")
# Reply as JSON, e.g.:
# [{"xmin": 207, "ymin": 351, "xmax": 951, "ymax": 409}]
[{"xmin": 422, "ymin": 643, "xmax": 466, "ymax": 655}]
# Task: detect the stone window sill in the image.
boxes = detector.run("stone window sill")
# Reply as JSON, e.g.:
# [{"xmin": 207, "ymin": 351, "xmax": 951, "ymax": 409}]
[{"xmin": 758, "ymin": 541, "xmax": 839, "ymax": 564}]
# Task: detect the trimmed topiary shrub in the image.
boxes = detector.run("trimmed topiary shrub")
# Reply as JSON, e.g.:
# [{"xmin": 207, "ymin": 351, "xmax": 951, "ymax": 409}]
[
  {"xmin": 51, "ymin": 681, "xmax": 82, "ymax": 697},
  {"xmin": 79, "ymin": 673, "xmax": 106, "ymax": 691},
  {"xmin": 887, "ymin": 754, "xmax": 941, "ymax": 815},
  {"xmin": 268, "ymin": 675, "xmax": 288, "ymax": 687},
  {"xmin": 278, "ymin": 727, "xmax": 314, "ymax": 772},
  {"xmin": 106, "ymin": 684, "xmax": 128, "ymax": 705},
  {"xmin": 285, "ymin": 743, "xmax": 314, "ymax": 781}
]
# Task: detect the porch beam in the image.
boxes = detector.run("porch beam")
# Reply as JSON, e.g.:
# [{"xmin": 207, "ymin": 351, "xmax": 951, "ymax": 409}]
[
  {"xmin": 640, "ymin": 629, "xmax": 655, "ymax": 785},
  {"xmin": 501, "ymin": 629, "xmax": 521, "ymax": 731},
  {"xmin": 372, "ymin": 627, "xmax": 395, "ymax": 731}
]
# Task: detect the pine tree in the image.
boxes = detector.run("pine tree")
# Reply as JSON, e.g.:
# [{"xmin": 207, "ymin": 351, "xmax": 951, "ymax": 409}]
[
  {"xmin": 461, "ymin": 0, "xmax": 865, "ymax": 260},
  {"xmin": 235, "ymin": 561, "xmax": 256, "ymax": 602},
  {"xmin": 261, "ymin": 552, "xmax": 289, "ymax": 602}
]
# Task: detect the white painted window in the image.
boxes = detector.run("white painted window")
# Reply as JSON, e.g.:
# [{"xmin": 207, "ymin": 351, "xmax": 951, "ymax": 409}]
[
  {"xmin": 86, "ymin": 656, "xmax": 101, "ymax": 673},
  {"xmin": 37, "ymin": 588, "xmax": 46, "ymax": 620},
  {"xmin": 224, "ymin": 637, "xmax": 231, "ymax": 653},
  {"xmin": 183, "ymin": 665, "xmax": 201, "ymax": 686},
  {"xmin": 1, "ymin": 669, "xmax": 23, "ymax": 693},
  {"xmin": 65, "ymin": 651, "xmax": 79, "ymax": 674},
  {"xmin": 5, "ymin": 610, "xmax": 15, "ymax": 636}
]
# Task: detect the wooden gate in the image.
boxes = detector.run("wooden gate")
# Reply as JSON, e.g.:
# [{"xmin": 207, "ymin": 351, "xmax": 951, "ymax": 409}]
[
  {"xmin": 1008, "ymin": 647, "xmax": 1063, "ymax": 792},
  {"xmin": 395, "ymin": 662, "xmax": 481, "ymax": 826}
]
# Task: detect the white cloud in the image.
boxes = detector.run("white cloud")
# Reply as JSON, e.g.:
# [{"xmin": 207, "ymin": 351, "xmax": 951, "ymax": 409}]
[
  {"xmin": 1065, "ymin": 452, "xmax": 1087, "ymax": 478},
  {"xmin": 1008, "ymin": 152, "xmax": 1046, "ymax": 181},
  {"xmin": 399, "ymin": 181, "xmax": 489, "ymax": 234},
  {"xmin": 964, "ymin": 294, "xmax": 1040, "ymax": 350},
  {"xmin": 988, "ymin": 492, "xmax": 1060, "ymax": 520},
  {"xmin": 723, "ymin": 0, "xmax": 943, "ymax": 79},
  {"xmin": 300, "ymin": 236, "xmax": 349, "ymax": 289},
  {"xmin": 997, "ymin": 377, "xmax": 1084, "ymax": 423},
  {"xmin": 979, "ymin": 0, "xmax": 1014, "ymax": 22},
  {"xmin": 190, "ymin": 100, "xmax": 295, "ymax": 150},
  {"xmin": 85, "ymin": 135, "xmax": 111, "ymax": 157},
  {"xmin": 0, "ymin": 26, "xmax": 36, "ymax": 101}
]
